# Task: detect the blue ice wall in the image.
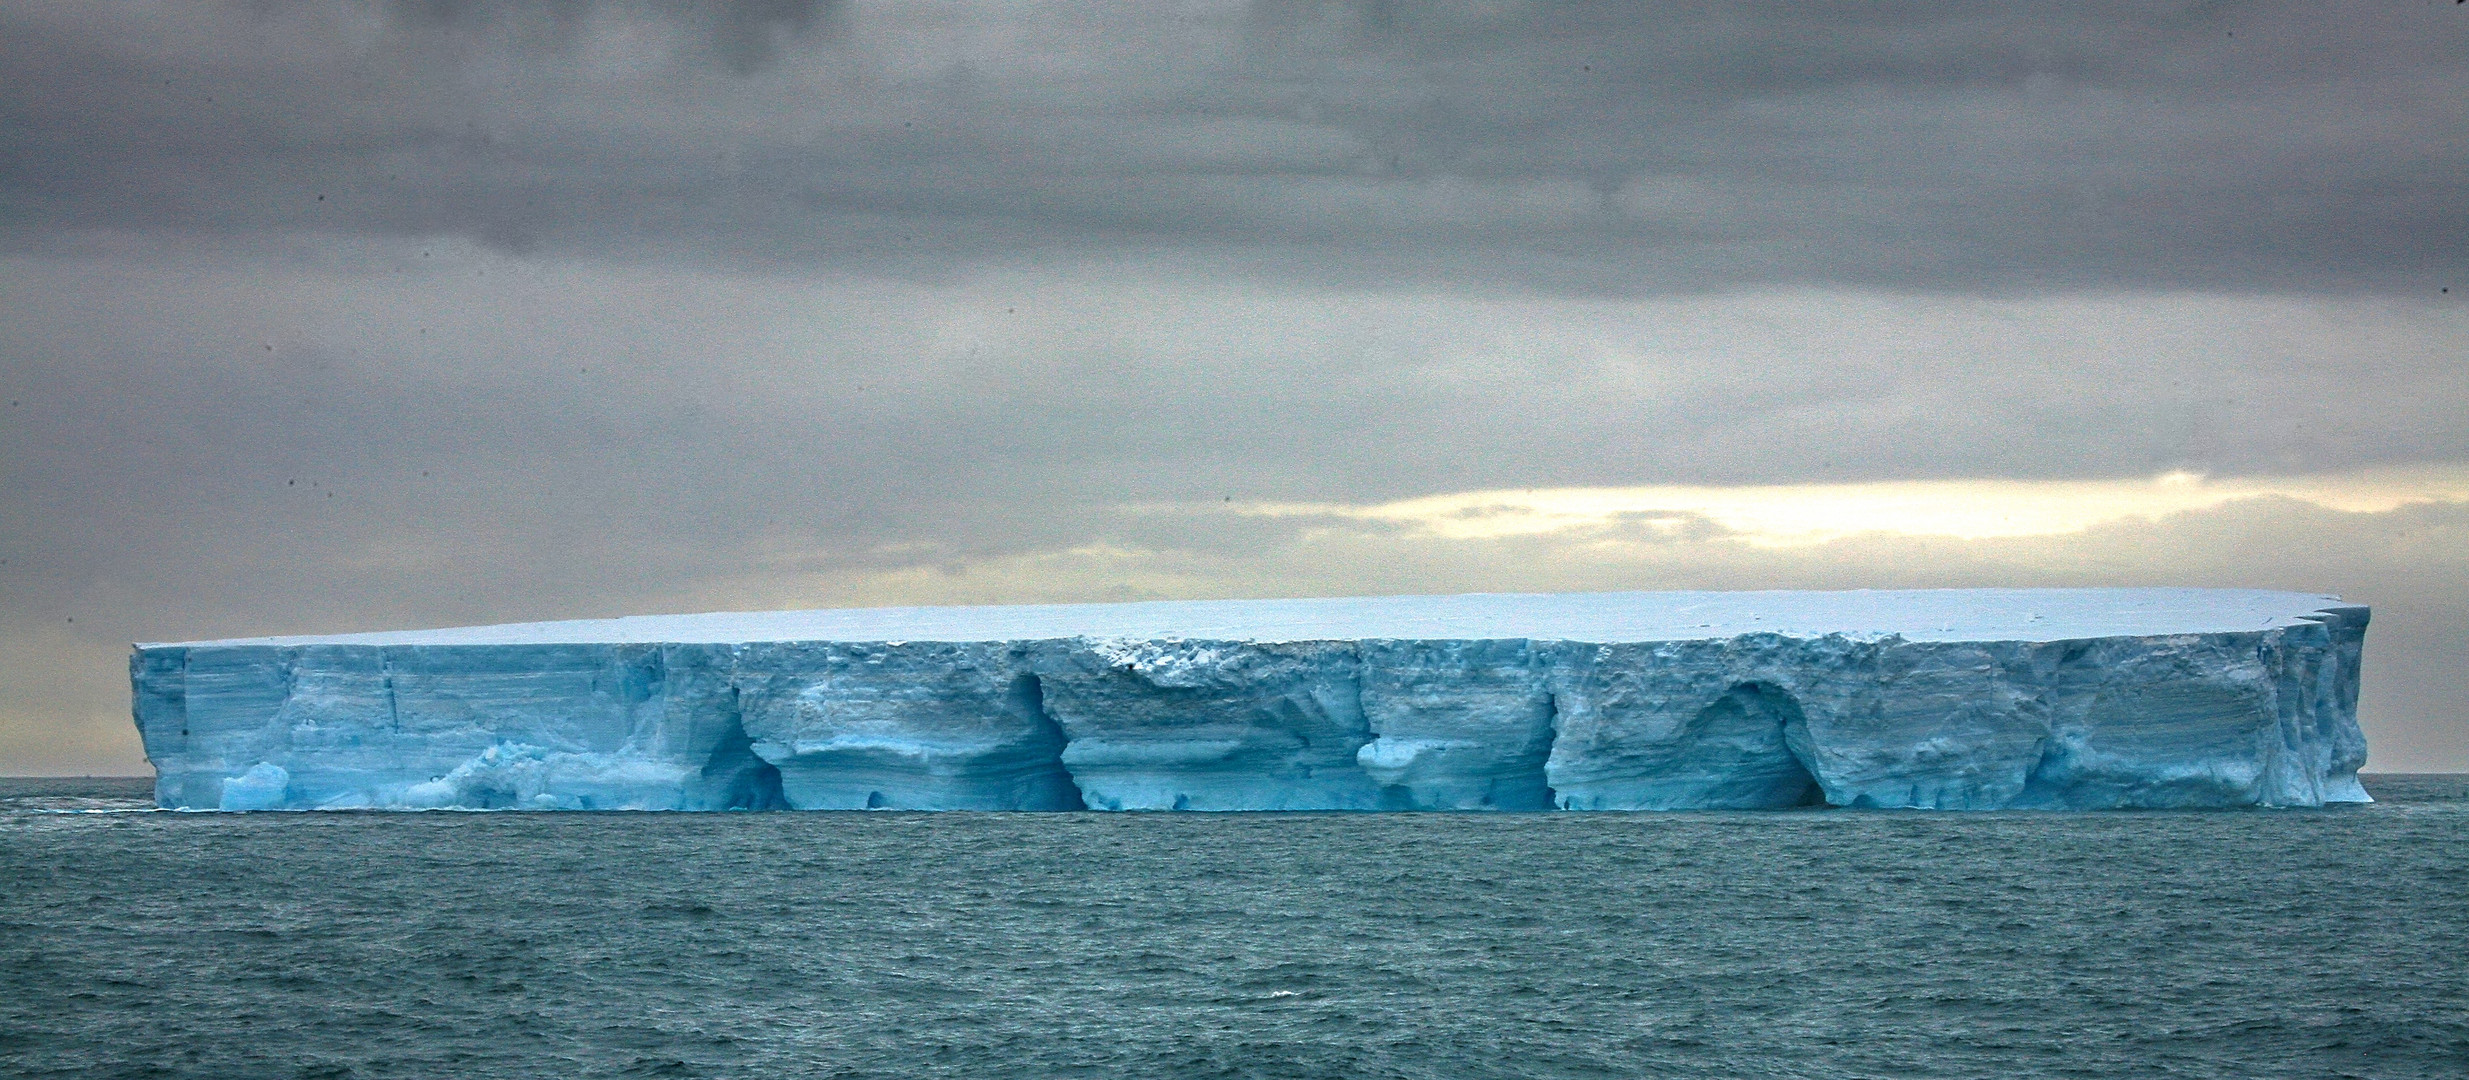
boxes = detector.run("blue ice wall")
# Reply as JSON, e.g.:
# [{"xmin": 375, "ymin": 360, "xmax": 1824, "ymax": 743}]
[{"xmin": 130, "ymin": 595, "xmax": 2371, "ymax": 811}]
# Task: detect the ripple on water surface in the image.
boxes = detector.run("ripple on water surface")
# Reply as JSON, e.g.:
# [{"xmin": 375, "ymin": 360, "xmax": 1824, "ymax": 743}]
[{"xmin": 3, "ymin": 775, "xmax": 2466, "ymax": 1079}]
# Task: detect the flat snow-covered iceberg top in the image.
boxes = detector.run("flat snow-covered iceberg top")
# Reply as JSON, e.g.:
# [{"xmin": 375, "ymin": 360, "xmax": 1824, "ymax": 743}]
[
  {"xmin": 155, "ymin": 587, "xmax": 2353, "ymax": 648},
  {"xmin": 132, "ymin": 589, "xmax": 2371, "ymax": 813}
]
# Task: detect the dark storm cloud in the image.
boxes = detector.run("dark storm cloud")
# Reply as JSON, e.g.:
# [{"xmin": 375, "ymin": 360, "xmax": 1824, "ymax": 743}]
[
  {"xmin": 381, "ymin": 0, "xmax": 845, "ymax": 74},
  {"xmin": 3, "ymin": 1, "xmax": 2464, "ymax": 290}
]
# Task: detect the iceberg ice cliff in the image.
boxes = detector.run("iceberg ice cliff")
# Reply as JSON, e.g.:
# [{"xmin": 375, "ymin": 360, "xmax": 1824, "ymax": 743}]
[{"xmin": 129, "ymin": 589, "xmax": 2372, "ymax": 811}]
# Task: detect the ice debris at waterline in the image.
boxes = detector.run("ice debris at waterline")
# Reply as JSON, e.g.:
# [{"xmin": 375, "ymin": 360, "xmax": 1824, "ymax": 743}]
[{"xmin": 128, "ymin": 589, "xmax": 2372, "ymax": 812}]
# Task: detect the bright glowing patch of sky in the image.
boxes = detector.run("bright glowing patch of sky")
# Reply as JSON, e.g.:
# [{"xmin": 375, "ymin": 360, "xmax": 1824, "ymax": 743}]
[{"xmin": 1244, "ymin": 467, "xmax": 2469, "ymax": 546}]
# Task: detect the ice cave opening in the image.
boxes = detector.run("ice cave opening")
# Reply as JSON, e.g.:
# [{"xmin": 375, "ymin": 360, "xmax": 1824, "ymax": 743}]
[{"xmin": 1704, "ymin": 682, "xmax": 1828, "ymax": 808}]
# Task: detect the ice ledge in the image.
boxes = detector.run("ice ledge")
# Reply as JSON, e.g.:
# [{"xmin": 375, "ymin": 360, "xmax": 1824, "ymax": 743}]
[{"xmin": 130, "ymin": 589, "xmax": 2371, "ymax": 812}]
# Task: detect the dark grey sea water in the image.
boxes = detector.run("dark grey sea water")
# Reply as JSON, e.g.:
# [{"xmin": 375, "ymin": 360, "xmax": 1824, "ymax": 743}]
[{"xmin": 3, "ymin": 777, "xmax": 2466, "ymax": 1080}]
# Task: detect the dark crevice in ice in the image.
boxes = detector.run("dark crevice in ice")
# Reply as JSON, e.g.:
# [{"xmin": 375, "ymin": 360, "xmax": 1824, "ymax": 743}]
[
  {"xmin": 1536, "ymin": 689, "xmax": 1561, "ymax": 810},
  {"xmin": 2020, "ymin": 738, "xmax": 2075, "ymax": 805},
  {"xmin": 382, "ymin": 656, "xmax": 401, "ymax": 735},
  {"xmin": 1008, "ymin": 672, "xmax": 1088, "ymax": 811},
  {"xmin": 701, "ymin": 686, "xmax": 787, "ymax": 811}
]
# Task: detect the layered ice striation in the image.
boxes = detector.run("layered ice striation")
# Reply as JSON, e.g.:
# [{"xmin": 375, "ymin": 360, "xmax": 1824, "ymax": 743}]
[{"xmin": 129, "ymin": 589, "xmax": 2372, "ymax": 811}]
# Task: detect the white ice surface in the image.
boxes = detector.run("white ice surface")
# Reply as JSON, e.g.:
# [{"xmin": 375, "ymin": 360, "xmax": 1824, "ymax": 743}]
[{"xmin": 153, "ymin": 588, "xmax": 2355, "ymax": 648}]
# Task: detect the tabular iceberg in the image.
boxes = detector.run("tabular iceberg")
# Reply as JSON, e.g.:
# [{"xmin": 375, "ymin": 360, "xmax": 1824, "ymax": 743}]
[{"xmin": 129, "ymin": 589, "xmax": 2372, "ymax": 812}]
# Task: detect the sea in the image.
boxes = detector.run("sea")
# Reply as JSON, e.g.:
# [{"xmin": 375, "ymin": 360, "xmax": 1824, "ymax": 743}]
[{"xmin": 3, "ymin": 776, "xmax": 2464, "ymax": 1080}]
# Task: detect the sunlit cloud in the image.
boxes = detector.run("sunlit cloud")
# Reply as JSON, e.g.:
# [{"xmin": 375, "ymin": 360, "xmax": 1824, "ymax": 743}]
[{"xmin": 1238, "ymin": 466, "xmax": 2469, "ymax": 547}]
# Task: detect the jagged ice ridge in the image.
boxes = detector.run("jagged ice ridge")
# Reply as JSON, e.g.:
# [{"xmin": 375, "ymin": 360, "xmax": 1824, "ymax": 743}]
[{"xmin": 129, "ymin": 589, "xmax": 2372, "ymax": 812}]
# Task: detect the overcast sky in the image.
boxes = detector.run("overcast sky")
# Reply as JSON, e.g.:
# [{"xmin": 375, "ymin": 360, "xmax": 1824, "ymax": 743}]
[{"xmin": 4, "ymin": 0, "xmax": 2466, "ymax": 774}]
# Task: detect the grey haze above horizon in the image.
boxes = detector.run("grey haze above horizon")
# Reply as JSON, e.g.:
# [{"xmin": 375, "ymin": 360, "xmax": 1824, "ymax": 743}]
[{"xmin": 4, "ymin": 1, "xmax": 2466, "ymax": 774}]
